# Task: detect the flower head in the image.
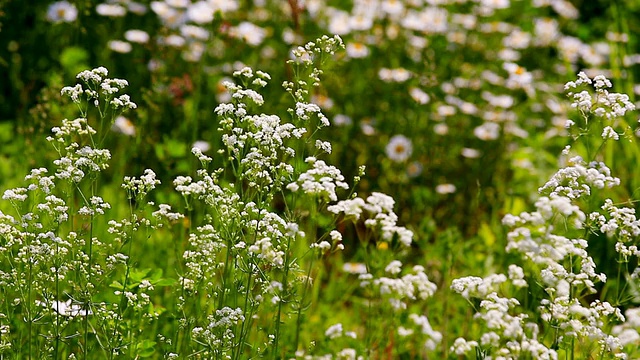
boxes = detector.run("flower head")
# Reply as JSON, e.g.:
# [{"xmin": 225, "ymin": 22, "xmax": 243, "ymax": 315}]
[
  {"xmin": 386, "ymin": 135, "xmax": 412, "ymax": 162},
  {"xmin": 46, "ymin": 1, "xmax": 78, "ymax": 23}
]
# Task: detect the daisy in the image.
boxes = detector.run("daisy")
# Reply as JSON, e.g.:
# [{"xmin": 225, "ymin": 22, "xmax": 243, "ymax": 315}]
[
  {"xmin": 386, "ymin": 135, "xmax": 412, "ymax": 162},
  {"xmin": 343, "ymin": 262, "xmax": 367, "ymax": 274},
  {"xmin": 346, "ymin": 42, "xmax": 370, "ymax": 58},
  {"xmin": 46, "ymin": 1, "xmax": 78, "ymax": 23},
  {"xmin": 112, "ymin": 116, "xmax": 136, "ymax": 136},
  {"xmin": 124, "ymin": 29, "xmax": 150, "ymax": 44},
  {"xmin": 436, "ymin": 184, "xmax": 456, "ymax": 194}
]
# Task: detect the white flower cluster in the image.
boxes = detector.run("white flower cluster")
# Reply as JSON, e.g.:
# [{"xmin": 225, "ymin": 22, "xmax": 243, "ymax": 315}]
[
  {"xmin": 328, "ymin": 192, "xmax": 414, "ymax": 247},
  {"xmin": 396, "ymin": 314, "xmax": 442, "ymax": 351},
  {"xmin": 538, "ymin": 156, "xmax": 619, "ymax": 199},
  {"xmin": 36, "ymin": 299, "xmax": 92, "ymax": 317},
  {"xmin": 78, "ymin": 196, "xmax": 111, "ymax": 216},
  {"xmin": 451, "ymin": 292, "xmax": 557, "ymax": 359},
  {"xmin": 286, "ymin": 157, "xmax": 349, "ymax": 202},
  {"xmin": 0, "ymin": 67, "xmax": 162, "ymax": 357},
  {"xmin": 364, "ymin": 262, "xmax": 437, "ymax": 311},
  {"xmin": 503, "ymin": 195, "xmax": 607, "ymax": 290},
  {"xmin": 324, "ymin": 323, "xmax": 344, "ymax": 339},
  {"xmin": 450, "ymin": 273, "xmax": 508, "ymax": 300},
  {"xmin": 122, "ymin": 169, "xmax": 161, "ymax": 200},
  {"xmin": 612, "ymin": 308, "xmax": 640, "ymax": 348},
  {"xmin": 538, "ymin": 297, "xmax": 625, "ymax": 356},
  {"xmin": 52, "ymin": 147, "xmax": 112, "ymax": 183},
  {"xmin": 244, "ymin": 204, "xmax": 304, "ymax": 268},
  {"xmin": 286, "ymin": 36, "xmax": 344, "ymax": 101},
  {"xmin": 180, "ymin": 224, "xmax": 225, "ymax": 292},
  {"xmin": 191, "ymin": 146, "xmax": 212, "ymax": 165},
  {"xmin": 2, "ymin": 187, "xmax": 28, "ymax": 203},
  {"xmin": 24, "ymin": 168, "xmax": 55, "ymax": 194},
  {"xmin": 192, "ymin": 307, "xmax": 245, "ymax": 355},
  {"xmin": 214, "ymin": 69, "xmax": 310, "ymax": 193},
  {"xmin": 588, "ymin": 199, "xmax": 640, "ymax": 260},
  {"xmin": 289, "ymin": 35, "xmax": 344, "ymax": 67},
  {"xmin": 62, "ymin": 66, "xmax": 137, "ymax": 110},
  {"xmin": 35, "ymin": 195, "xmax": 69, "ymax": 223},
  {"xmin": 294, "ymin": 348, "xmax": 363, "ymax": 360},
  {"xmin": 565, "ymin": 72, "xmax": 635, "ymax": 119},
  {"xmin": 151, "ymin": 204, "xmax": 184, "ymax": 222},
  {"xmin": 295, "ymin": 102, "xmax": 329, "ymax": 127},
  {"xmin": 49, "ymin": 117, "xmax": 96, "ymax": 140}
]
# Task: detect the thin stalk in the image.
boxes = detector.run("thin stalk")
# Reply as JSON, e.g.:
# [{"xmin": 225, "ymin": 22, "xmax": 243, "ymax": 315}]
[
  {"xmin": 111, "ymin": 231, "xmax": 135, "ymax": 358},
  {"xmin": 83, "ymin": 213, "xmax": 93, "ymax": 360},
  {"xmin": 294, "ymin": 257, "xmax": 314, "ymax": 350},
  {"xmin": 27, "ymin": 260, "xmax": 33, "ymax": 359},
  {"xmin": 217, "ymin": 237, "xmax": 234, "ymax": 310},
  {"xmin": 55, "ymin": 237, "xmax": 61, "ymax": 359},
  {"xmin": 233, "ymin": 269, "xmax": 253, "ymax": 360},
  {"xmin": 83, "ymin": 177, "xmax": 97, "ymax": 360},
  {"xmin": 570, "ymin": 336, "xmax": 574, "ymax": 360},
  {"xmin": 273, "ymin": 236, "xmax": 293, "ymax": 359}
]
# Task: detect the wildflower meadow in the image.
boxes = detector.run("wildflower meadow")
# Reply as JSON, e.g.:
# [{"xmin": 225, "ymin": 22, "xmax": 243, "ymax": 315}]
[{"xmin": 2, "ymin": 0, "xmax": 640, "ymax": 359}]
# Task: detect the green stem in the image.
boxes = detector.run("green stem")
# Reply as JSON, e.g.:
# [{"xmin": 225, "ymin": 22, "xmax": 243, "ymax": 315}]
[
  {"xmin": 294, "ymin": 257, "xmax": 314, "ymax": 350},
  {"xmin": 233, "ymin": 269, "xmax": 253, "ymax": 360},
  {"xmin": 55, "ymin": 237, "xmax": 60, "ymax": 359},
  {"xmin": 84, "ymin": 214, "xmax": 93, "ymax": 360},
  {"xmin": 273, "ymin": 236, "xmax": 293, "ymax": 359},
  {"xmin": 27, "ymin": 260, "xmax": 32, "ymax": 359}
]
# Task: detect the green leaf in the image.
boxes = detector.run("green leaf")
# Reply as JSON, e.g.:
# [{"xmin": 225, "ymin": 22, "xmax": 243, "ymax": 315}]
[
  {"xmin": 165, "ymin": 138, "xmax": 187, "ymax": 158},
  {"xmin": 135, "ymin": 340, "xmax": 156, "ymax": 357},
  {"xmin": 109, "ymin": 281, "xmax": 124, "ymax": 289},
  {"xmin": 59, "ymin": 46, "xmax": 89, "ymax": 76},
  {"xmin": 0, "ymin": 122, "xmax": 14, "ymax": 143},
  {"xmin": 153, "ymin": 278, "xmax": 177, "ymax": 287}
]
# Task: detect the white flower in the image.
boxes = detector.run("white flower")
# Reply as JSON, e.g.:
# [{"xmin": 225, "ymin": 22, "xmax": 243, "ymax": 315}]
[
  {"xmin": 346, "ymin": 42, "xmax": 370, "ymax": 58},
  {"xmin": 128, "ymin": 2, "xmax": 148, "ymax": 15},
  {"xmin": 108, "ymin": 40, "xmax": 132, "ymax": 54},
  {"xmin": 311, "ymin": 241, "xmax": 332, "ymax": 252},
  {"xmin": 474, "ymin": 122, "xmax": 500, "ymax": 140},
  {"xmin": 409, "ymin": 87, "xmax": 430, "ymax": 104},
  {"xmin": 192, "ymin": 140, "xmax": 210, "ymax": 152},
  {"xmin": 343, "ymin": 262, "xmax": 367, "ymax": 274},
  {"xmin": 461, "ymin": 148, "xmax": 481, "ymax": 158},
  {"xmin": 96, "ymin": 3, "xmax": 127, "ymax": 17},
  {"xmin": 332, "ymin": 114, "xmax": 352, "ymax": 126},
  {"xmin": 602, "ymin": 126, "xmax": 619, "ymax": 140},
  {"xmin": 385, "ymin": 260, "xmax": 403, "ymax": 275},
  {"xmin": 325, "ymin": 323, "xmax": 343, "ymax": 339},
  {"xmin": 187, "ymin": 1, "xmax": 214, "ymax": 24},
  {"xmin": 503, "ymin": 62, "xmax": 533, "ymax": 88},
  {"xmin": 111, "ymin": 116, "xmax": 136, "ymax": 136},
  {"xmin": 37, "ymin": 299, "xmax": 92, "ymax": 317},
  {"xmin": 161, "ymin": 35, "xmax": 186, "ymax": 48},
  {"xmin": 46, "ymin": 1, "xmax": 78, "ymax": 23},
  {"xmin": 181, "ymin": 25, "xmax": 209, "ymax": 40},
  {"xmin": 328, "ymin": 10, "xmax": 351, "ymax": 34},
  {"xmin": 436, "ymin": 184, "xmax": 456, "ymax": 194},
  {"xmin": 534, "ymin": 18, "xmax": 559, "ymax": 46},
  {"xmin": 124, "ymin": 29, "xmax": 150, "ymax": 44},
  {"xmin": 386, "ymin": 135, "xmax": 412, "ymax": 162},
  {"xmin": 407, "ymin": 161, "xmax": 423, "ymax": 178},
  {"xmin": 508, "ymin": 264, "xmax": 528, "ymax": 288},
  {"xmin": 379, "ymin": 68, "xmax": 412, "ymax": 82},
  {"xmin": 450, "ymin": 338, "xmax": 478, "ymax": 355},
  {"xmin": 231, "ymin": 22, "xmax": 266, "ymax": 46}
]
